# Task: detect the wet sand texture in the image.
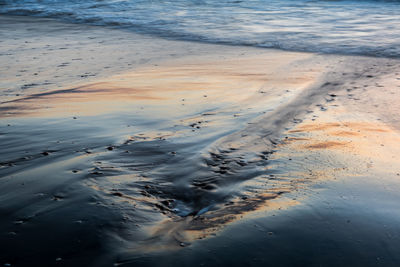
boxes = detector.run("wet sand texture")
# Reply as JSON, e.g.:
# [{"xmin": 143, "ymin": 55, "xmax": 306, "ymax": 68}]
[{"xmin": 2, "ymin": 15, "xmax": 400, "ymax": 267}]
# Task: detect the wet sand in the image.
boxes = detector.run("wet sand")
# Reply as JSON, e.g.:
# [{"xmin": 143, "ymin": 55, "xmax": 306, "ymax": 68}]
[{"xmin": 1, "ymin": 15, "xmax": 400, "ymax": 266}]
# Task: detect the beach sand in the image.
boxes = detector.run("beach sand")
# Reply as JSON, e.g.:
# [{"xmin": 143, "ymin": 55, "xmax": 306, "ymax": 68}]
[{"xmin": 1, "ymin": 15, "xmax": 400, "ymax": 266}]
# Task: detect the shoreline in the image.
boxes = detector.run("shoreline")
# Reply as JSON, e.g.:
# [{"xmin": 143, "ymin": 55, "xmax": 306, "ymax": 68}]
[
  {"xmin": 1, "ymin": 15, "xmax": 400, "ymax": 266},
  {"xmin": 0, "ymin": 15, "xmax": 282, "ymax": 104}
]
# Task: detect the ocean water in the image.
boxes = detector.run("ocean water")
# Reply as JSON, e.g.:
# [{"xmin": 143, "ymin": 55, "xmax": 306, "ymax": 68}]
[{"xmin": 1, "ymin": 0, "xmax": 400, "ymax": 57}]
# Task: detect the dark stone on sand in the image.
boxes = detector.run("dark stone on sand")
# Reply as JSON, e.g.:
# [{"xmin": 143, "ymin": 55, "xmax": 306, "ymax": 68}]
[
  {"xmin": 161, "ymin": 200, "xmax": 173, "ymax": 207},
  {"xmin": 154, "ymin": 203, "xmax": 168, "ymax": 211},
  {"xmin": 21, "ymin": 83, "xmax": 38, "ymax": 90},
  {"xmin": 236, "ymin": 160, "xmax": 247, "ymax": 166},
  {"xmin": 203, "ymin": 184, "xmax": 217, "ymax": 190}
]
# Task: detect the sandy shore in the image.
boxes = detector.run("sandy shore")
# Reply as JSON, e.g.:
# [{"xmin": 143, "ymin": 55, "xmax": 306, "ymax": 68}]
[{"xmin": 1, "ymin": 15, "xmax": 400, "ymax": 266}]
